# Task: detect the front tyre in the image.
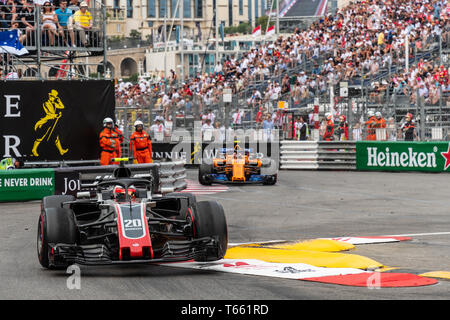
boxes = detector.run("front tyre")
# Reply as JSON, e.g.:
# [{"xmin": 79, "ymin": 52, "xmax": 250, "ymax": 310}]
[
  {"xmin": 190, "ymin": 200, "xmax": 228, "ymax": 261},
  {"xmin": 37, "ymin": 195, "xmax": 76, "ymax": 269},
  {"xmin": 263, "ymin": 174, "xmax": 277, "ymax": 185},
  {"xmin": 261, "ymin": 159, "xmax": 277, "ymax": 185},
  {"xmin": 37, "ymin": 213, "xmax": 50, "ymax": 268}
]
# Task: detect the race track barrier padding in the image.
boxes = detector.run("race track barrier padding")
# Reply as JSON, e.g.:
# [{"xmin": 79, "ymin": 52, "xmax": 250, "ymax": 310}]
[
  {"xmin": 158, "ymin": 161, "xmax": 187, "ymax": 193},
  {"xmin": 0, "ymin": 161, "xmax": 187, "ymax": 202},
  {"xmin": 280, "ymin": 141, "xmax": 356, "ymax": 170}
]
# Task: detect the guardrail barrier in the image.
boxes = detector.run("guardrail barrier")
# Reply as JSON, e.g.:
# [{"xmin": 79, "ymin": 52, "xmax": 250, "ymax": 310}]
[
  {"xmin": 0, "ymin": 161, "xmax": 187, "ymax": 203},
  {"xmin": 280, "ymin": 141, "xmax": 356, "ymax": 170}
]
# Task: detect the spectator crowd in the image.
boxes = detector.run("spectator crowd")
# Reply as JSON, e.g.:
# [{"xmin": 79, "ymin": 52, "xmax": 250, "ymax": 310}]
[
  {"xmin": 0, "ymin": 0, "xmax": 95, "ymax": 47},
  {"xmin": 2, "ymin": 0, "xmax": 448, "ymax": 140},
  {"xmin": 115, "ymin": 0, "xmax": 449, "ymax": 141}
]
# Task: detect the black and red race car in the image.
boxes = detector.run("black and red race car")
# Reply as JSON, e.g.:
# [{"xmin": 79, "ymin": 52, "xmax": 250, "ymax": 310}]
[{"xmin": 37, "ymin": 163, "xmax": 228, "ymax": 269}]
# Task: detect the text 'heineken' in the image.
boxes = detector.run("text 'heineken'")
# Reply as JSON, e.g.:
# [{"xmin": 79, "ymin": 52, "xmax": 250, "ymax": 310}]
[
  {"xmin": 356, "ymin": 142, "xmax": 450, "ymax": 173},
  {"xmin": 367, "ymin": 147, "xmax": 437, "ymax": 168}
]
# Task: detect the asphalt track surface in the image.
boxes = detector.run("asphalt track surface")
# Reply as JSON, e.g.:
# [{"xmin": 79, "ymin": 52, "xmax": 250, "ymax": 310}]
[{"xmin": 1, "ymin": 169, "xmax": 450, "ymax": 301}]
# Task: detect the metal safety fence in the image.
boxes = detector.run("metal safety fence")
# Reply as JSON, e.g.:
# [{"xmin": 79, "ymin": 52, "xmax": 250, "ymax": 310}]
[
  {"xmin": 0, "ymin": 2, "xmax": 105, "ymax": 50},
  {"xmin": 20, "ymin": 160, "xmax": 187, "ymax": 195},
  {"xmin": 0, "ymin": 1, "xmax": 106, "ymax": 79}
]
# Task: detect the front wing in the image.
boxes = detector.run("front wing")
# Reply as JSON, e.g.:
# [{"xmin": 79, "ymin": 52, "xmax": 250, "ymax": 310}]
[
  {"xmin": 205, "ymin": 173, "xmax": 275, "ymax": 184},
  {"xmin": 48, "ymin": 237, "xmax": 219, "ymax": 267}
]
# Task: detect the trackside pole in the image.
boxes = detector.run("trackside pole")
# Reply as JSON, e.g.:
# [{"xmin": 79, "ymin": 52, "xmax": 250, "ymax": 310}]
[{"xmin": 313, "ymin": 99, "xmax": 320, "ymax": 141}]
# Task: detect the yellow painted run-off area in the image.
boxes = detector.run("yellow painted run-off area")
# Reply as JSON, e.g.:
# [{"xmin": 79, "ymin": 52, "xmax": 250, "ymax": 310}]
[
  {"xmin": 419, "ymin": 271, "xmax": 450, "ymax": 280},
  {"xmin": 247, "ymin": 239, "xmax": 355, "ymax": 252},
  {"xmin": 225, "ymin": 239, "xmax": 384, "ymax": 270}
]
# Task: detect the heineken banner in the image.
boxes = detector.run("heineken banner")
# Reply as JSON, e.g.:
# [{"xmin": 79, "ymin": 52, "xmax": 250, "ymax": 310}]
[
  {"xmin": 0, "ymin": 80, "xmax": 115, "ymax": 161},
  {"xmin": 356, "ymin": 141, "xmax": 450, "ymax": 172}
]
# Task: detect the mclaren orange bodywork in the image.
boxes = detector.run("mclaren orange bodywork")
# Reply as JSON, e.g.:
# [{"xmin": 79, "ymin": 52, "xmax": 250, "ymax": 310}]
[{"xmin": 213, "ymin": 154, "xmax": 262, "ymax": 182}]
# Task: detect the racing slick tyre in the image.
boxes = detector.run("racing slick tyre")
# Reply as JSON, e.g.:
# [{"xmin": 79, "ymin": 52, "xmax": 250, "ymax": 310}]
[
  {"xmin": 189, "ymin": 200, "xmax": 228, "ymax": 261},
  {"xmin": 37, "ymin": 195, "xmax": 77, "ymax": 269},
  {"xmin": 261, "ymin": 159, "xmax": 278, "ymax": 185},
  {"xmin": 198, "ymin": 163, "xmax": 213, "ymax": 185},
  {"xmin": 262, "ymin": 174, "xmax": 277, "ymax": 185}
]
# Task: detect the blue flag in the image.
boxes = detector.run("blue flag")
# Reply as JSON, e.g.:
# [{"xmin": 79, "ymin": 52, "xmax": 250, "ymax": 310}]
[{"xmin": 0, "ymin": 30, "xmax": 29, "ymax": 56}]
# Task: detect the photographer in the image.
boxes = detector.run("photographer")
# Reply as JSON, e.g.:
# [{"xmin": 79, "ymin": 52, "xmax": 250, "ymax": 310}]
[{"xmin": 401, "ymin": 113, "xmax": 417, "ymax": 141}]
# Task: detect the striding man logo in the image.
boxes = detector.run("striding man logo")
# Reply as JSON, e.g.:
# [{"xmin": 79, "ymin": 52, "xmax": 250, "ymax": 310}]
[
  {"xmin": 31, "ymin": 89, "xmax": 69, "ymax": 157},
  {"xmin": 190, "ymin": 142, "xmax": 202, "ymax": 164}
]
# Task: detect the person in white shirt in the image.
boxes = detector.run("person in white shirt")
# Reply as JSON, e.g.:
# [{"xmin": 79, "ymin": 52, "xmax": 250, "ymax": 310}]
[
  {"xmin": 231, "ymin": 109, "xmax": 244, "ymax": 128},
  {"xmin": 201, "ymin": 119, "xmax": 214, "ymax": 132},
  {"xmin": 118, "ymin": 79, "xmax": 126, "ymax": 92},
  {"xmin": 206, "ymin": 109, "xmax": 215, "ymax": 124},
  {"xmin": 214, "ymin": 62, "xmax": 222, "ymax": 75},
  {"xmin": 161, "ymin": 94, "xmax": 170, "ymax": 107},
  {"xmin": 352, "ymin": 122, "xmax": 362, "ymax": 141},
  {"xmin": 201, "ymin": 109, "xmax": 214, "ymax": 123},
  {"xmin": 213, "ymin": 121, "xmax": 225, "ymax": 143},
  {"xmin": 201, "ymin": 119, "xmax": 214, "ymax": 141},
  {"xmin": 297, "ymin": 71, "xmax": 307, "ymax": 85},
  {"xmin": 418, "ymin": 83, "xmax": 429, "ymax": 98},
  {"xmin": 5, "ymin": 71, "xmax": 19, "ymax": 80},
  {"xmin": 154, "ymin": 112, "xmax": 165, "ymax": 123},
  {"xmin": 150, "ymin": 119, "xmax": 165, "ymax": 137}
]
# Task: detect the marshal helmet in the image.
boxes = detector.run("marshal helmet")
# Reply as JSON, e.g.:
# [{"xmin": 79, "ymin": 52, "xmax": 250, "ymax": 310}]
[{"xmin": 103, "ymin": 117, "xmax": 114, "ymax": 127}]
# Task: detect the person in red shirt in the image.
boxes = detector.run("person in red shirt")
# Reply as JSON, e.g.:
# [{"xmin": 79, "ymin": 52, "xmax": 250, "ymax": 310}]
[
  {"xmin": 322, "ymin": 113, "xmax": 335, "ymax": 141},
  {"xmin": 130, "ymin": 120, "xmax": 153, "ymax": 164},
  {"xmin": 336, "ymin": 115, "xmax": 349, "ymax": 140},
  {"xmin": 438, "ymin": 65, "xmax": 448, "ymax": 85},
  {"xmin": 255, "ymin": 106, "xmax": 264, "ymax": 128},
  {"xmin": 365, "ymin": 111, "xmax": 376, "ymax": 140},
  {"xmin": 99, "ymin": 117, "xmax": 120, "ymax": 166},
  {"xmin": 183, "ymin": 84, "xmax": 192, "ymax": 97}
]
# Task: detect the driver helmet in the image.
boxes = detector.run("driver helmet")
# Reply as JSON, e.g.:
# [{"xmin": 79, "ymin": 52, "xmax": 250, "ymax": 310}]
[
  {"xmin": 367, "ymin": 111, "xmax": 374, "ymax": 117},
  {"xmin": 113, "ymin": 186, "xmax": 136, "ymax": 201},
  {"xmin": 375, "ymin": 111, "xmax": 382, "ymax": 119}
]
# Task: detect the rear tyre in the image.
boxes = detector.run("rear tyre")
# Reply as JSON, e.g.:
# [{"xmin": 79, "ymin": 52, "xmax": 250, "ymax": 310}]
[
  {"xmin": 190, "ymin": 200, "xmax": 228, "ymax": 261},
  {"xmin": 37, "ymin": 195, "xmax": 76, "ymax": 269},
  {"xmin": 198, "ymin": 163, "xmax": 213, "ymax": 185}
]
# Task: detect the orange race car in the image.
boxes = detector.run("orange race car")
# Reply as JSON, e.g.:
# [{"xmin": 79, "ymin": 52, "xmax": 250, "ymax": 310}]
[{"xmin": 198, "ymin": 145, "xmax": 277, "ymax": 185}]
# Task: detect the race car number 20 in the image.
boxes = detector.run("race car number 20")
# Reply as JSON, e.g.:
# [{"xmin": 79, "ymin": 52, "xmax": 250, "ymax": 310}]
[{"xmin": 124, "ymin": 219, "xmax": 142, "ymax": 228}]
